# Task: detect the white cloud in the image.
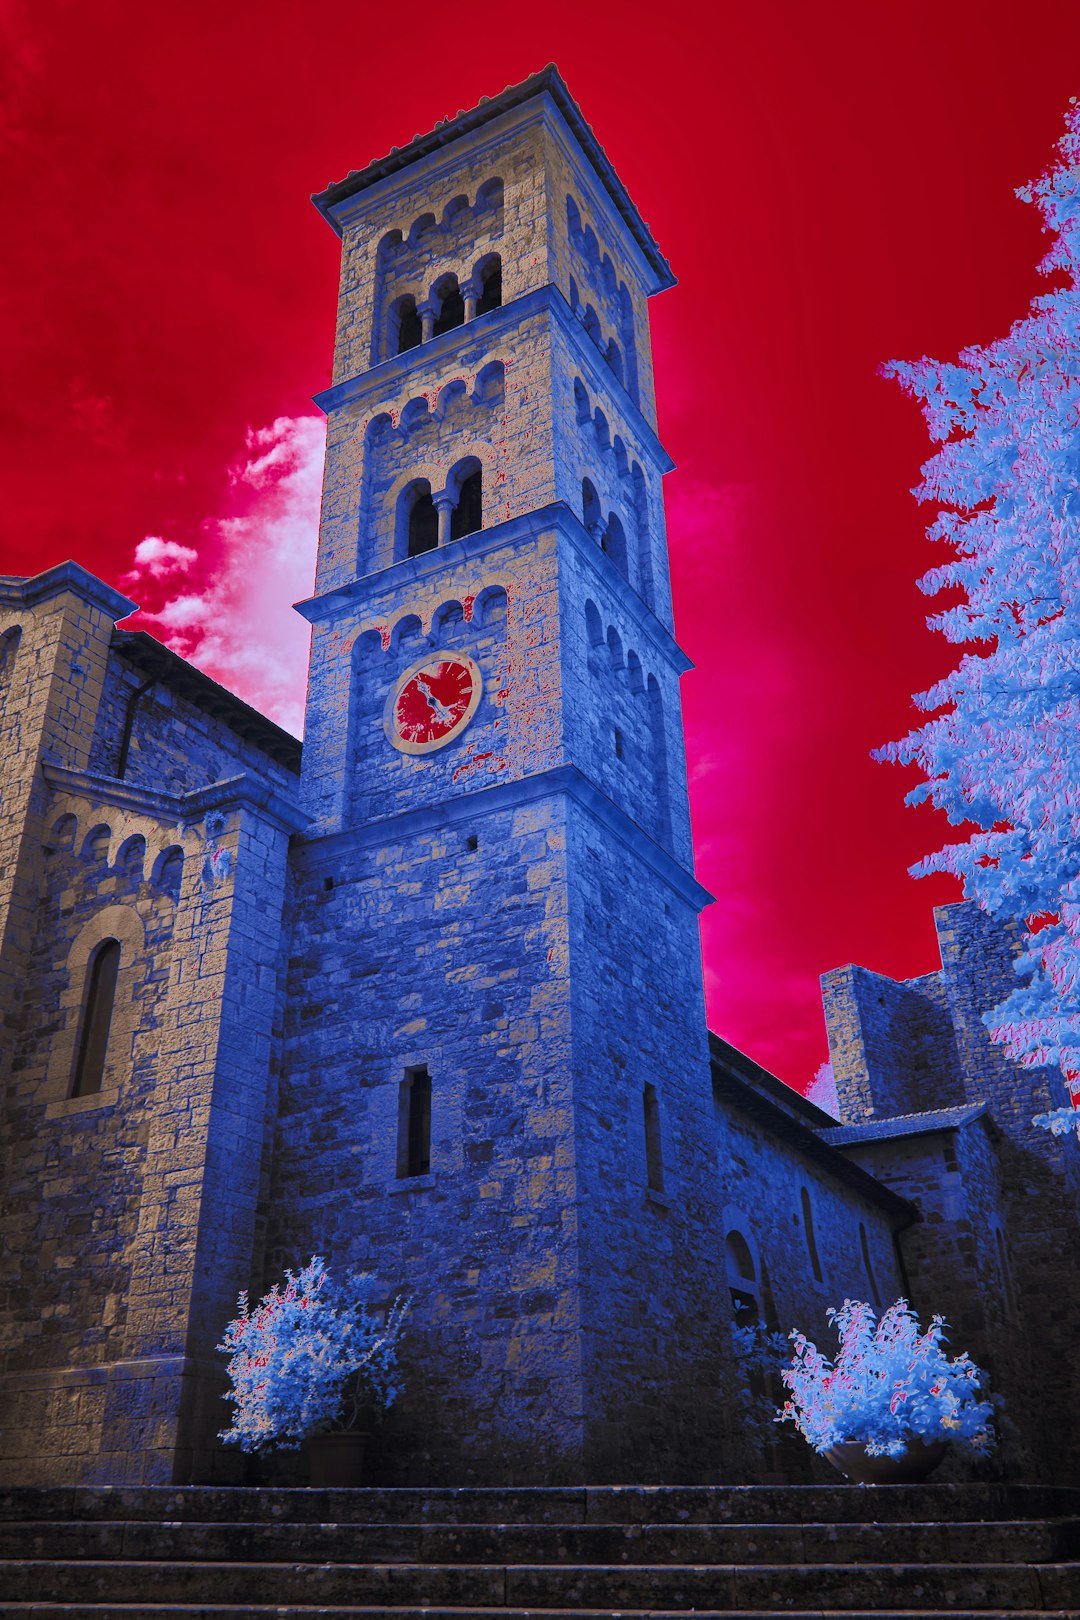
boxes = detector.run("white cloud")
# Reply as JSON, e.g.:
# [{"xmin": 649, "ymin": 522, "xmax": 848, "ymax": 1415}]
[
  {"xmin": 127, "ymin": 536, "xmax": 198, "ymax": 579},
  {"xmin": 126, "ymin": 415, "xmax": 325, "ymax": 738}
]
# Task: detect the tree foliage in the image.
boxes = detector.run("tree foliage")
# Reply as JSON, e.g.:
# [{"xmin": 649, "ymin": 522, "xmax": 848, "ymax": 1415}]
[{"xmin": 877, "ymin": 103, "xmax": 1080, "ymax": 1139}]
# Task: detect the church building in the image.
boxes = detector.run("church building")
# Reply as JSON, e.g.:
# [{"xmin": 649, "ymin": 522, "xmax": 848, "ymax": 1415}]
[{"xmin": 1, "ymin": 67, "xmax": 1077, "ymax": 1489}]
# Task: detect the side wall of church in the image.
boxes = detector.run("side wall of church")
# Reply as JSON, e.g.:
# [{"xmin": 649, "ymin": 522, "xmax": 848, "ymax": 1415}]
[
  {"xmin": 711, "ymin": 1094, "xmax": 907, "ymax": 1482},
  {"xmin": 0, "ymin": 602, "xmax": 301, "ymax": 1485}
]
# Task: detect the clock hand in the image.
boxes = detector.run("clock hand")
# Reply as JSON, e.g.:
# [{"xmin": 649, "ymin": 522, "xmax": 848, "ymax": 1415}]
[{"xmin": 415, "ymin": 672, "xmax": 454, "ymax": 725}]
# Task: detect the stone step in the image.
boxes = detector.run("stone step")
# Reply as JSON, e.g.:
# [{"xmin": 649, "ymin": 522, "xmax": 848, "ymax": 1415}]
[
  {"xmin": 1, "ymin": 1610, "xmax": 1078, "ymax": 1620},
  {"xmin": 3, "ymin": 1611, "xmax": 1079, "ymax": 1620},
  {"xmin": 4, "ymin": 1518, "xmax": 1080, "ymax": 1564},
  {"xmin": 3, "ymin": 1484, "xmax": 1079, "ymax": 1525},
  {"xmin": 3, "ymin": 1559, "xmax": 1079, "ymax": 1611}
]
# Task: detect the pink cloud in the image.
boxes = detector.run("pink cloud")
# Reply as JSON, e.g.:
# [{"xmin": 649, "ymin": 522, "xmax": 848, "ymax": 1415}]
[{"xmin": 125, "ymin": 415, "xmax": 324, "ymax": 738}]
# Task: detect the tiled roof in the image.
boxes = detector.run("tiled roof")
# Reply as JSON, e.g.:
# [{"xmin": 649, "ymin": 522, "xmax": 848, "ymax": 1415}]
[{"xmin": 817, "ymin": 1103, "xmax": 990, "ymax": 1147}]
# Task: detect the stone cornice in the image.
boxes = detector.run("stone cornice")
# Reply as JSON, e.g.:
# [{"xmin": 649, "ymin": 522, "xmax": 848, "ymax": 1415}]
[
  {"xmin": 42, "ymin": 765, "xmax": 310, "ymax": 838},
  {"xmin": 0, "ymin": 561, "xmax": 137, "ymax": 622},
  {"xmin": 295, "ymin": 761, "xmax": 712, "ymax": 912},
  {"xmin": 293, "ymin": 501, "xmax": 692, "ymax": 677}
]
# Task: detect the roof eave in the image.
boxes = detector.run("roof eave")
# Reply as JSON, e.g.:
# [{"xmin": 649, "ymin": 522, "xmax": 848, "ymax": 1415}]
[{"xmin": 311, "ymin": 65, "xmax": 675, "ymax": 292}]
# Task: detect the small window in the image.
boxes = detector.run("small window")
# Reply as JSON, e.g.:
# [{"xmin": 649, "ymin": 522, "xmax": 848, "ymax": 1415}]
[
  {"xmin": 71, "ymin": 939, "xmax": 121, "ymax": 1098},
  {"xmin": 614, "ymin": 727, "xmax": 624, "ymax": 759},
  {"xmin": 450, "ymin": 469, "xmax": 482, "ymax": 541},
  {"xmin": 433, "ymin": 277, "xmax": 465, "ymax": 336},
  {"xmin": 643, "ymin": 1083, "xmax": 664, "ymax": 1192},
  {"xmin": 396, "ymin": 296, "xmax": 422, "ymax": 355},
  {"xmin": 801, "ymin": 1187, "xmax": 823, "ymax": 1282},
  {"xmin": 859, "ymin": 1222, "xmax": 882, "ymax": 1308},
  {"xmin": 407, "ymin": 490, "xmax": 438, "ymax": 557},
  {"xmin": 398, "ymin": 1065, "xmax": 431, "ymax": 1178},
  {"xmin": 477, "ymin": 256, "xmax": 502, "ymax": 315},
  {"xmin": 725, "ymin": 1229, "xmax": 760, "ymax": 1325}
]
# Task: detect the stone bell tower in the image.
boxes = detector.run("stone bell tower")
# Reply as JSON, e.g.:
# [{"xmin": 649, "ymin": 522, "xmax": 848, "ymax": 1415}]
[{"xmin": 275, "ymin": 66, "xmax": 728, "ymax": 1483}]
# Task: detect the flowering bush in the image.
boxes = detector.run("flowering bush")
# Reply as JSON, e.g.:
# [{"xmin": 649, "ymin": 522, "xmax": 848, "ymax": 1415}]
[
  {"xmin": 217, "ymin": 1255, "xmax": 408, "ymax": 1453},
  {"xmin": 776, "ymin": 1298, "xmax": 996, "ymax": 1459}
]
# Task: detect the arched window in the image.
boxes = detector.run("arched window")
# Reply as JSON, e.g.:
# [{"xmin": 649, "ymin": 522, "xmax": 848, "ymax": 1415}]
[
  {"xmin": 153, "ymin": 845, "xmax": 184, "ymax": 900},
  {"xmin": 406, "ymin": 485, "xmax": 438, "ymax": 557},
  {"xmin": 395, "ymin": 295, "xmax": 422, "ymax": 354},
  {"xmin": 450, "ymin": 467, "xmax": 482, "ymax": 541},
  {"xmin": 573, "ymin": 378, "xmax": 590, "ymax": 424},
  {"xmin": 433, "ymin": 275, "xmax": 464, "ymax": 336},
  {"xmin": 606, "ymin": 340, "xmax": 624, "ymax": 387},
  {"xmin": 476, "ymin": 255, "xmax": 502, "ymax": 315},
  {"xmin": 801, "ymin": 1186, "xmax": 823, "ymax": 1282},
  {"xmin": 643, "ymin": 1083, "xmax": 664, "ymax": 1192},
  {"xmin": 71, "ymin": 939, "xmax": 121, "ymax": 1098},
  {"xmin": 601, "ymin": 512, "xmax": 628, "ymax": 580},
  {"xmin": 581, "ymin": 478, "xmax": 602, "ymax": 538},
  {"xmin": 725, "ymin": 1230, "xmax": 760, "ymax": 1325},
  {"xmin": 859, "ymin": 1222, "xmax": 882, "ymax": 1308},
  {"xmin": 0, "ymin": 626, "xmax": 21, "ymax": 694}
]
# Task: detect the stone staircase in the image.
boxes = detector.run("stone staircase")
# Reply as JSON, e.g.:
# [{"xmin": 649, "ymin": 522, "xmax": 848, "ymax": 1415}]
[{"xmin": 1, "ymin": 1482, "xmax": 1079, "ymax": 1619}]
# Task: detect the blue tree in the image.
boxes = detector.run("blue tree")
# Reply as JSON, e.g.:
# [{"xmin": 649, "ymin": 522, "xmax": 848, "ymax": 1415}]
[{"xmin": 878, "ymin": 103, "xmax": 1080, "ymax": 1141}]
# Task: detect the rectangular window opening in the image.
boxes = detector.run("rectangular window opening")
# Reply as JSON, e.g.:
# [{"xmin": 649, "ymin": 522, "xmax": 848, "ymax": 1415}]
[
  {"xmin": 397, "ymin": 1065, "xmax": 431, "ymax": 1179},
  {"xmin": 614, "ymin": 727, "xmax": 624, "ymax": 760},
  {"xmin": 643, "ymin": 1082, "xmax": 664, "ymax": 1192}
]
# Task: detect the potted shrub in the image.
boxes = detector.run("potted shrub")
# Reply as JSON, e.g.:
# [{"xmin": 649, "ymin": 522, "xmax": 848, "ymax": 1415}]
[
  {"xmin": 775, "ymin": 1297, "xmax": 996, "ymax": 1483},
  {"xmin": 217, "ymin": 1254, "xmax": 408, "ymax": 1485}
]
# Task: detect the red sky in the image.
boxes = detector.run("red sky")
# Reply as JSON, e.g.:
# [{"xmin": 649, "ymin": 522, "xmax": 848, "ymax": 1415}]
[{"xmin": 2, "ymin": 0, "xmax": 1076, "ymax": 1095}]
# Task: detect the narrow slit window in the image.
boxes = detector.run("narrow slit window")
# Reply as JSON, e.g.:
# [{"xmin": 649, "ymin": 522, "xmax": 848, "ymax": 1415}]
[
  {"xmin": 71, "ymin": 938, "xmax": 121, "ymax": 1098},
  {"xmin": 398, "ymin": 1065, "xmax": 432, "ymax": 1178},
  {"xmin": 643, "ymin": 1083, "xmax": 664, "ymax": 1192},
  {"xmin": 859, "ymin": 1222, "xmax": 881, "ymax": 1308},
  {"xmin": 801, "ymin": 1186, "xmax": 823, "ymax": 1282}
]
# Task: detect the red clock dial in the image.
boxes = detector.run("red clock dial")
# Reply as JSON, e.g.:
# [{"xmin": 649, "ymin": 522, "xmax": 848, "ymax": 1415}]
[{"xmin": 386, "ymin": 652, "xmax": 482, "ymax": 754}]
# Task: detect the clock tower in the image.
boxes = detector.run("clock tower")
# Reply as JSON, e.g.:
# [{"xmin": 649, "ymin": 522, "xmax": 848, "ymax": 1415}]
[{"xmin": 280, "ymin": 66, "xmax": 729, "ymax": 1483}]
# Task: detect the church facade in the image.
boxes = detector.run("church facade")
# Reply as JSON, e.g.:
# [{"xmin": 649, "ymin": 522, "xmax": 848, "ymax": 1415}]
[{"xmin": 1, "ymin": 67, "xmax": 1077, "ymax": 1489}]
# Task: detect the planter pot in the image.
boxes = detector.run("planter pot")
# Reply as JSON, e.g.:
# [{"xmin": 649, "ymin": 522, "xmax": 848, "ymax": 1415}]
[
  {"xmin": 824, "ymin": 1436, "xmax": 949, "ymax": 1484},
  {"xmin": 306, "ymin": 1430, "xmax": 369, "ymax": 1487}
]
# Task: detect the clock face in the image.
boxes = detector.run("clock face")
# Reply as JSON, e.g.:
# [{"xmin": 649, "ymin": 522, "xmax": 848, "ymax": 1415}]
[{"xmin": 385, "ymin": 651, "xmax": 483, "ymax": 754}]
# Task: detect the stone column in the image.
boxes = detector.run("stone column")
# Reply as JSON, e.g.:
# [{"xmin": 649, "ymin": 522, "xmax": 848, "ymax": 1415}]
[
  {"xmin": 434, "ymin": 492, "xmax": 455, "ymax": 547},
  {"xmin": 419, "ymin": 303, "xmax": 435, "ymax": 343}
]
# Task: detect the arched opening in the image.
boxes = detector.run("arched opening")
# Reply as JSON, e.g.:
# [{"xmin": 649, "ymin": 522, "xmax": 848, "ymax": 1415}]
[
  {"xmin": 602, "ymin": 512, "xmax": 628, "ymax": 580},
  {"xmin": 117, "ymin": 835, "xmax": 146, "ymax": 882},
  {"xmin": 403, "ymin": 482, "xmax": 437, "ymax": 558},
  {"xmin": 859, "ymin": 1222, "xmax": 882, "ymax": 1308},
  {"xmin": 801, "ymin": 1186, "xmax": 823, "ymax": 1282},
  {"xmin": 725, "ymin": 1230, "xmax": 759, "ymax": 1325},
  {"xmin": 476, "ymin": 255, "xmax": 502, "ymax": 315},
  {"xmin": 71, "ymin": 938, "xmax": 121, "ymax": 1098},
  {"xmin": 573, "ymin": 378, "xmax": 590, "ymax": 424},
  {"xmin": 153, "ymin": 845, "xmax": 184, "ymax": 900},
  {"xmin": 476, "ymin": 176, "xmax": 504, "ymax": 214},
  {"xmin": 581, "ymin": 478, "xmax": 602, "ymax": 538},
  {"xmin": 395, "ymin": 295, "xmax": 422, "ymax": 354},
  {"xmin": 0, "ymin": 626, "xmax": 21, "ymax": 691},
  {"xmin": 450, "ymin": 467, "xmax": 482, "ymax": 540},
  {"xmin": 433, "ymin": 275, "xmax": 465, "ymax": 336},
  {"xmin": 606, "ymin": 340, "xmax": 624, "ymax": 387},
  {"xmin": 584, "ymin": 305, "xmax": 603, "ymax": 348}
]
